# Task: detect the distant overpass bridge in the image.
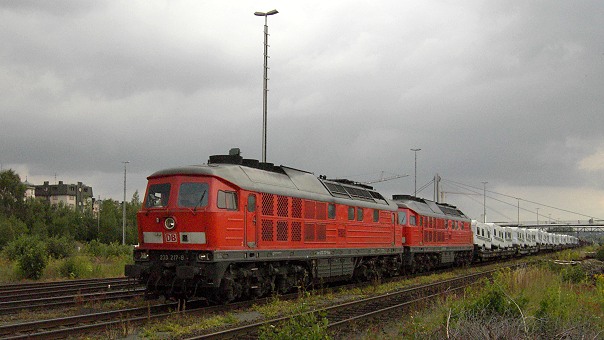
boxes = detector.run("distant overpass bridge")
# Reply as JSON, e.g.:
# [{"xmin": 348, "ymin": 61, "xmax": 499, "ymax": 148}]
[{"xmin": 498, "ymin": 223, "xmax": 604, "ymax": 233}]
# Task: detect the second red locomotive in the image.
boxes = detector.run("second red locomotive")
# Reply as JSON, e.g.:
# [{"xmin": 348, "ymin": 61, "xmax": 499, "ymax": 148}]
[{"xmin": 126, "ymin": 149, "xmax": 473, "ymax": 302}]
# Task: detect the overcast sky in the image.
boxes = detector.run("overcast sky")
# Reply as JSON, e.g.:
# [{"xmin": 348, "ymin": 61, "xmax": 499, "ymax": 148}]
[{"xmin": 1, "ymin": 1, "xmax": 603, "ymax": 223}]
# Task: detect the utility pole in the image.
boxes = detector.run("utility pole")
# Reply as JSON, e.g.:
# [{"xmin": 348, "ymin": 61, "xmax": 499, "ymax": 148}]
[
  {"xmin": 482, "ymin": 181, "xmax": 488, "ymax": 222},
  {"xmin": 97, "ymin": 195, "xmax": 100, "ymax": 239},
  {"xmin": 122, "ymin": 161, "xmax": 129, "ymax": 245},
  {"xmin": 434, "ymin": 174, "xmax": 441, "ymax": 202},
  {"xmin": 410, "ymin": 148, "xmax": 421, "ymax": 196},
  {"xmin": 517, "ymin": 198, "xmax": 520, "ymax": 225}
]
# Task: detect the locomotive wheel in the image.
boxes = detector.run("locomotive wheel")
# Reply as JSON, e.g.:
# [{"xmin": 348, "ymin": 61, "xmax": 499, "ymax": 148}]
[
  {"xmin": 354, "ymin": 264, "xmax": 369, "ymax": 282},
  {"xmin": 275, "ymin": 275, "xmax": 291, "ymax": 295},
  {"xmin": 218, "ymin": 274, "xmax": 243, "ymax": 303},
  {"xmin": 218, "ymin": 277, "xmax": 237, "ymax": 303}
]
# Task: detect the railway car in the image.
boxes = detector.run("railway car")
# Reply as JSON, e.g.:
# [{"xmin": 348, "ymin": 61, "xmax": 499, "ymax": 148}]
[
  {"xmin": 503, "ymin": 227, "xmax": 513, "ymax": 248},
  {"xmin": 488, "ymin": 223, "xmax": 506, "ymax": 250},
  {"xmin": 392, "ymin": 195, "xmax": 473, "ymax": 272},
  {"xmin": 536, "ymin": 229, "xmax": 548, "ymax": 250},
  {"xmin": 471, "ymin": 221, "xmax": 492, "ymax": 251}
]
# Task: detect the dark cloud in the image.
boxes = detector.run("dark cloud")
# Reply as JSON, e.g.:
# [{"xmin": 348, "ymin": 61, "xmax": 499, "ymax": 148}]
[
  {"xmin": 1, "ymin": 1, "xmax": 603, "ymax": 221},
  {"xmin": 0, "ymin": 0, "xmax": 102, "ymax": 16}
]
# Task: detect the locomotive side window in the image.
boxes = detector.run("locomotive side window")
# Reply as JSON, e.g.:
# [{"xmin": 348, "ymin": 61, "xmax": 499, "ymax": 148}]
[
  {"xmin": 146, "ymin": 183, "xmax": 171, "ymax": 208},
  {"xmin": 373, "ymin": 209, "xmax": 379, "ymax": 222},
  {"xmin": 348, "ymin": 207, "xmax": 355, "ymax": 220},
  {"xmin": 217, "ymin": 190, "xmax": 238, "ymax": 210},
  {"xmin": 398, "ymin": 212, "xmax": 406, "ymax": 225},
  {"xmin": 328, "ymin": 204, "xmax": 336, "ymax": 219},
  {"xmin": 357, "ymin": 208, "xmax": 363, "ymax": 221},
  {"xmin": 247, "ymin": 194, "xmax": 256, "ymax": 212},
  {"xmin": 410, "ymin": 215, "xmax": 417, "ymax": 226},
  {"xmin": 178, "ymin": 182, "xmax": 209, "ymax": 208}
]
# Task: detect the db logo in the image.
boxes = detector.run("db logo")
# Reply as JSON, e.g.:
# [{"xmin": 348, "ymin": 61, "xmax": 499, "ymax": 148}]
[{"xmin": 164, "ymin": 232, "xmax": 178, "ymax": 243}]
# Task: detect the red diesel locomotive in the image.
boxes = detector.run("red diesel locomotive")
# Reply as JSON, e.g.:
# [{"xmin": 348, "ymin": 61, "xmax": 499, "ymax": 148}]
[{"xmin": 125, "ymin": 149, "xmax": 473, "ymax": 302}]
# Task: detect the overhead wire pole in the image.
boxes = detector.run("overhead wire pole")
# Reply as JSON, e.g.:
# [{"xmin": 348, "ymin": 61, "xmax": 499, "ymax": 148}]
[
  {"xmin": 517, "ymin": 198, "xmax": 520, "ymax": 225},
  {"xmin": 482, "ymin": 181, "xmax": 488, "ymax": 222},
  {"xmin": 254, "ymin": 9, "xmax": 278, "ymax": 163}
]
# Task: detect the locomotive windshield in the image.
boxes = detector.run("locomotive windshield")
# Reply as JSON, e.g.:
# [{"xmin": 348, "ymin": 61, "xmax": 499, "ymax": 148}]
[
  {"xmin": 178, "ymin": 182, "xmax": 209, "ymax": 208},
  {"xmin": 146, "ymin": 183, "xmax": 171, "ymax": 208}
]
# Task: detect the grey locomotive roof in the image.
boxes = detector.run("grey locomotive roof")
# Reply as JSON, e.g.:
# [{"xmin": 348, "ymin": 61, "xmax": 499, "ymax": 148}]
[
  {"xmin": 149, "ymin": 164, "xmax": 398, "ymax": 211},
  {"xmin": 392, "ymin": 195, "xmax": 469, "ymax": 220}
]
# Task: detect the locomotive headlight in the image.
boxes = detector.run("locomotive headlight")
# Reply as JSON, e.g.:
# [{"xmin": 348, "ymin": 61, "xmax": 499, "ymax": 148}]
[
  {"xmin": 164, "ymin": 217, "xmax": 176, "ymax": 230},
  {"xmin": 197, "ymin": 252, "xmax": 212, "ymax": 261},
  {"xmin": 134, "ymin": 250, "xmax": 149, "ymax": 261}
]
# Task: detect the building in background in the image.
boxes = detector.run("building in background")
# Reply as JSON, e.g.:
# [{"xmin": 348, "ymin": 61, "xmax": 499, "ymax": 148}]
[
  {"xmin": 23, "ymin": 179, "xmax": 36, "ymax": 200},
  {"xmin": 35, "ymin": 181, "xmax": 94, "ymax": 211}
]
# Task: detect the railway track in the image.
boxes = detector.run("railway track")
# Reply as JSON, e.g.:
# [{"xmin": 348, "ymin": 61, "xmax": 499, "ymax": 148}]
[
  {"xmin": 0, "ymin": 292, "xmax": 288, "ymax": 339},
  {"xmin": 0, "ymin": 277, "xmax": 143, "ymax": 315},
  {"xmin": 0, "ymin": 272, "xmax": 389, "ymax": 339},
  {"xmin": 0, "ymin": 262, "xmax": 527, "ymax": 339},
  {"xmin": 0, "ymin": 277, "xmax": 133, "ymax": 293},
  {"xmin": 186, "ymin": 264, "xmax": 520, "ymax": 339}
]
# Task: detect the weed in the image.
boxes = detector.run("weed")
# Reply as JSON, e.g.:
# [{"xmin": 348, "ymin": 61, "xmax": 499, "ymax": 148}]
[
  {"xmin": 60, "ymin": 256, "xmax": 93, "ymax": 279},
  {"xmin": 258, "ymin": 305, "xmax": 330, "ymax": 340}
]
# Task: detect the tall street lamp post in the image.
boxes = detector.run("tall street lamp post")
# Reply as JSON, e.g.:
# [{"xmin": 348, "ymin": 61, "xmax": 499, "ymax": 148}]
[
  {"xmin": 254, "ymin": 9, "xmax": 278, "ymax": 163},
  {"xmin": 122, "ymin": 161, "xmax": 129, "ymax": 245},
  {"xmin": 410, "ymin": 148, "xmax": 421, "ymax": 196}
]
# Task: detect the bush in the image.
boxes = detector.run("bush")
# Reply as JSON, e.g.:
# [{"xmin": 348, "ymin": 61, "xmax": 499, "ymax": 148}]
[
  {"xmin": 16, "ymin": 239, "xmax": 48, "ymax": 280},
  {"xmin": 595, "ymin": 246, "xmax": 604, "ymax": 261},
  {"xmin": 60, "ymin": 256, "xmax": 93, "ymax": 279},
  {"xmin": 4, "ymin": 235, "xmax": 42, "ymax": 261},
  {"xmin": 561, "ymin": 265, "xmax": 587, "ymax": 284},
  {"xmin": 46, "ymin": 235, "xmax": 75, "ymax": 259},
  {"xmin": 83, "ymin": 240, "xmax": 131, "ymax": 258},
  {"xmin": 465, "ymin": 280, "xmax": 526, "ymax": 318}
]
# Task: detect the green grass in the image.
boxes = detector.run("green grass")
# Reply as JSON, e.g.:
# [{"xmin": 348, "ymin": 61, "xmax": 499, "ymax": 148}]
[
  {"xmin": 0, "ymin": 253, "xmax": 132, "ymax": 283},
  {"xmin": 139, "ymin": 313, "xmax": 238, "ymax": 339},
  {"xmin": 362, "ymin": 260, "xmax": 604, "ymax": 339}
]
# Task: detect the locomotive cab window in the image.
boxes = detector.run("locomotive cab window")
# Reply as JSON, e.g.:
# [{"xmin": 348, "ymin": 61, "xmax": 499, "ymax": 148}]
[
  {"xmin": 348, "ymin": 207, "xmax": 355, "ymax": 220},
  {"xmin": 178, "ymin": 182, "xmax": 209, "ymax": 208},
  {"xmin": 357, "ymin": 208, "xmax": 363, "ymax": 221},
  {"xmin": 398, "ymin": 212, "xmax": 406, "ymax": 225},
  {"xmin": 217, "ymin": 191, "xmax": 238, "ymax": 210},
  {"xmin": 146, "ymin": 183, "xmax": 171, "ymax": 208},
  {"xmin": 410, "ymin": 215, "xmax": 417, "ymax": 226}
]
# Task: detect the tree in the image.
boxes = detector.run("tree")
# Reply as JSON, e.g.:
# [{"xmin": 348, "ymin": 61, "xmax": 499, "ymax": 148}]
[
  {"xmin": 21, "ymin": 198, "xmax": 51, "ymax": 238},
  {"xmin": 0, "ymin": 169, "xmax": 26, "ymax": 217},
  {"xmin": 99, "ymin": 199, "xmax": 121, "ymax": 243},
  {"xmin": 0, "ymin": 214, "xmax": 28, "ymax": 249},
  {"xmin": 126, "ymin": 190, "xmax": 141, "ymax": 244}
]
